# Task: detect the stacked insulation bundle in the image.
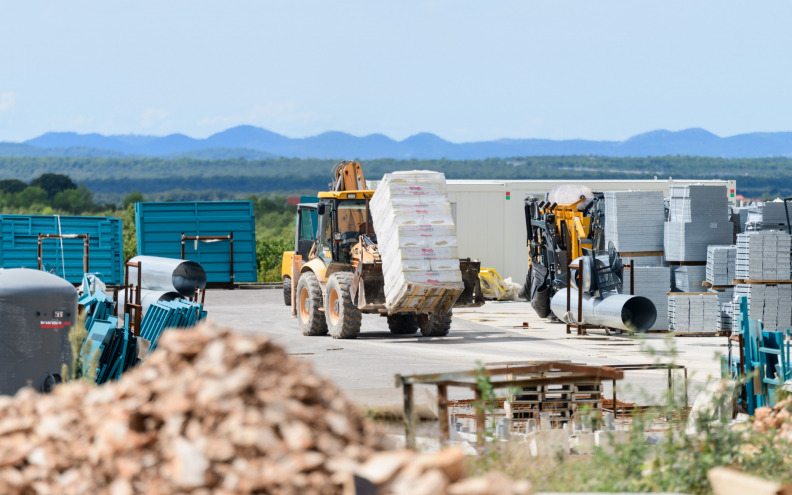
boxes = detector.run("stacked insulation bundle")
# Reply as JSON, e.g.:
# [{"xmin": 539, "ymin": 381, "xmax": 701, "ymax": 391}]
[
  {"xmin": 370, "ymin": 171, "xmax": 462, "ymax": 309},
  {"xmin": 664, "ymin": 185, "xmax": 733, "ymax": 262},
  {"xmin": 732, "ymin": 284, "xmax": 792, "ymax": 333},
  {"xmin": 735, "ymin": 231, "xmax": 792, "ymax": 280},
  {"xmin": 731, "ymin": 231, "xmax": 792, "ymax": 332},
  {"xmin": 604, "ymin": 191, "xmax": 665, "ymax": 254},
  {"xmin": 668, "ymin": 294, "xmax": 719, "ymax": 334},
  {"xmin": 672, "ymin": 265, "xmax": 707, "ymax": 292},
  {"xmin": 706, "ymin": 245, "xmax": 737, "ymax": 286},
  {"xmin": 618, "ymin": 266, "xmax": 671, "ymax": 330},
  {"xmin": 746, "ymin": 202, "xmax": 791, "ymax": 231}
]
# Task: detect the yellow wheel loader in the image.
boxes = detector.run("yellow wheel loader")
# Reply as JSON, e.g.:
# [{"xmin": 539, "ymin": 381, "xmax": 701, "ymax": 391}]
[
  {"xmin": 291, "ymin": 161, "xmax": 484, "ymax": 339},
  {"xmin": 523, "ymin": 187, "xmax": 607, "ymax": 317}
]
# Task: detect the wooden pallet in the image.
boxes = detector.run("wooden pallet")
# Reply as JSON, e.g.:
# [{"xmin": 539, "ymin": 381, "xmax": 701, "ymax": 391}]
[
  {"xmin": 668, "ymin": 261, "xmax": 707, "ymax": 266},
  {"xmin": 618, "ymin": 251, "xmax": 664, "ymax": 257},
  {"xmin": 702, "ymin": 281, "xmax": 735, "ymax": 290},
  {"xmin": 667, "ymin": 291, "xmax": 718, "ymax": 296},
  {"xmin": 732, "ymin": 279, "xmax": 792, "ymax": 285}
]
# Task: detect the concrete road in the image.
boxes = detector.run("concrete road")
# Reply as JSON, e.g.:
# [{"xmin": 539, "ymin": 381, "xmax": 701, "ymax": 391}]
[{"xmin": 203, "ymin": 288, "xmax": 725, "ymax": 407}]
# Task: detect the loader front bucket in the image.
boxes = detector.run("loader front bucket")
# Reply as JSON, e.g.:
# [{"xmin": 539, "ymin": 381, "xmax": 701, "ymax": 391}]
[
  {"xmin": 456, "ymin": 258, "xmax": 485, "ymax": 308},
  {"xmin": 353, "ymin": 261, "xmax": 386, "ymax": 310}
]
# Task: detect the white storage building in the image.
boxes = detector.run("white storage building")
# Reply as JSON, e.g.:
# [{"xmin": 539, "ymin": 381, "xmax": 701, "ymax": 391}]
[{"xmin": 369, "ymin": 178, "xmax": 736, "ymax": 284}]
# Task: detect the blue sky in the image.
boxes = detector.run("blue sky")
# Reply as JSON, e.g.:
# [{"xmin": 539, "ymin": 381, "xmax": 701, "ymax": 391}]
[{"xmin": 0, "ymin": 1, "xmax": 790, "ymax": 143}]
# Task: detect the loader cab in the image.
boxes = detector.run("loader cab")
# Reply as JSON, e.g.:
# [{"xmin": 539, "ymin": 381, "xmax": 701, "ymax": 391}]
[
  {"xmin": 315, "ymin": 191, "xmax": 375, "ymax": 266},
  {"xmin": 294, "ymin": 203, "xmax": 318, "ymax": 260}
]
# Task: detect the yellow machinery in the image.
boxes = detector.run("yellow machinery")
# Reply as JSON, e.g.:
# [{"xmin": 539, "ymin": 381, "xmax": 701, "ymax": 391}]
[
  {"xmin": 523, "ymin": 190, "xmax": 605, "ymax": 317},
  {"xmin": 291, "ymin": 161, "xmax": 484, "ymax": 339}
]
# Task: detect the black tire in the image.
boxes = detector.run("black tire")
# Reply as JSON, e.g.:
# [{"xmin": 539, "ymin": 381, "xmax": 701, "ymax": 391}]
[
  {"xmin": 296, "ymin": 272, "xmax": 328, "ymax": 336},
  {"xmin": 418, "ymin": 310, "xmax": 452, "ymax": 337},
  {"xmin": 325, "ymin": 272, "xmax": 361, "ymax": 339},
  {"xmin": 283, "ymin": 276, "xmax": 292, "ymax": 306},
  {"xmin": 387, "ymin": 314, "xmax": 419, "ymax": 335}
]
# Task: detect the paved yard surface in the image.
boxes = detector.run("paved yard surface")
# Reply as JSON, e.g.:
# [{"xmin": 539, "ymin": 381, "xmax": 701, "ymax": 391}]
[{"xmin": 203, "ymin": 288, "xmax": 725, "ymax": 407}]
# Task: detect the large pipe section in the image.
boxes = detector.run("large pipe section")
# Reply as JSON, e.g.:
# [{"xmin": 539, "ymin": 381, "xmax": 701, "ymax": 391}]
[
  {"xmin": 128, "ymin": 256, "xmax": 206, "ymax": 298},
  {"xmin": 140, "ymin": 289, "xmax": 182, "ymax": 315},
  {"xmin": 551, "ymin": 290, "xmax": 657, "ymax": 333}
]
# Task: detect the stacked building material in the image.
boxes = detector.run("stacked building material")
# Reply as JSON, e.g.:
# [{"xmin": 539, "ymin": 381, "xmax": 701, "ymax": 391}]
[
  {"xmin": 706, "ymin": 245, "xmax": 737, "ymax": 286},
  {"xmin": 712, "ymin": 288, "xmax": 735, "ymax": 334},
  {"xmin": 668, "ymin": 293, "xmax": 719, "ymax": 334},
  {"xmin": 672, "ymin": 265, "xmax": 707, "ymax": 292},
  {"xmin": 604, "ymin": 190, "xmax": 665, "ymax": 253},
  {"xmin": 619, "ymin": 266, "xmax": 671, "ymax": 330},
  {"xmin": 746, "ymin": 202, "xmax": 791, "ymax": 231},
  {"xmin": 665, "ymin": 185, "xmax": 733, "ymax": 262},
  {"xmin": 370, "ymin": 171, "xmax": 462, "ymax": 309},
  {"xmin": 732, "ymin": 284, "xmax": 792, "ymax": 332},
  {"xmin": 736, "ymin": 231, "xmax": 792, "ymax": 281}
]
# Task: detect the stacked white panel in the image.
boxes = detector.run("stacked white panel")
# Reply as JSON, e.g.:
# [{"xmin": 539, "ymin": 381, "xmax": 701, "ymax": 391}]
[
  {"xmin": 664, "ymin": 185, "xmax": 732, "ymax": 262},
  {"xmin": 746, "ymin": 202, "xmax": 791, "ymax": 231},
  {"xmin": 370, "ymin": 171, "xmax": 463, "ymax": 309},
  {"xmin": 735, "ymin": 231, "xmax": 792, "ymax": 281},
  {"xmin": 706, "ymin": 245, "xmax": 737, "ymax": 286},
  {"xmin": 731, "ymin": 283, "xmax": 792, "ymax": 332},
  {"xmin": 672, "ymin": 265, "xmax": 707, "ymax": 292},
  {"xmin": 619, "ymin": 266, "xmax": 671, "ymax": 330},
  {"xmin": 668, "ymin": 294, "xmax": 719, "ymax": 334},
  {"xmin": 668, "ymin": 185, "xmax": 729, "ymax": 223},
  {"xmin": 604, "ymin": 191, "xmax": 665, "ymax": 252}
]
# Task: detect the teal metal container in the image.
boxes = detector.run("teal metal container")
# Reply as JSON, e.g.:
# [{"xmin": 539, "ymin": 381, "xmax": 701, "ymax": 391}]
[
  {"xmin": 0, "ymin": 214, "xmax": 123, "ymax": 284},
  {"xmin": 135, "ymin": 201, "xmax": 257, "ymax": 283}
]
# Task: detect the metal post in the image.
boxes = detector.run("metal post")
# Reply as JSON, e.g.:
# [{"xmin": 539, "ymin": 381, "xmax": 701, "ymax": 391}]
[
  {"xmin": 37, "ymin": 234, "xmax": 43, "ymax": 271},
  {"xmin": 629, "ymin": 259, "xmax": 634, "ymax": 296},
  {"xmin": 229, "ymin": 232, "xmax": 235, "ymax": 290},
  {"xmin": 577, "ymin": 266, "xmax": 584, "ymax": 335},
  {"xmin": 475, "ymin": 387, "xmax": 485, "ymax": 448},
  {"xmin": 566, "ymin": 267, "xmax": 571, "ymax": 334},
  {"xmin": 180, "ymin": 233, "xmax": 186, "ymax": 260},
  {"xmin": 667, "ymin": 367, "xmax": 673, "ymax": 405},
  {"xmin": 403, "ymin": 381, "xmax": 415, "ymax": 450},
  {"xmin": 684, "ymin": 367, "xmax": 689, "ymax": 410},
  {"xmin": 83, "ymin": 234, "xmax": 90, "ymax": 275},
  {"xmin": 612, "ymin": 378, "xmax": 617, "ymax": 418},
  {"xmin": 438, "ymin": 385, "xmax": 449, "ymax": 445}
]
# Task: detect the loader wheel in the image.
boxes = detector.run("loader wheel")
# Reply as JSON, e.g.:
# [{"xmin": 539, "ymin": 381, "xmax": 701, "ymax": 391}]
[
  {"xmin": 296, "ymin": 272, "xmax": 328, "ymax": 336},
  {"xmin": 325, "ymin": 272, "xmax": 361, "ymax": 339},
  {"xmin": 418, "ymin": 310, "xmax": 452, "ymax": 337},
  {"xmin": 283, "ymin": 276, "xmax": 292, "ymax": 306},
  {"xmin": 387, "ymin": 314, "xmax": 419, "ymax": 335}
]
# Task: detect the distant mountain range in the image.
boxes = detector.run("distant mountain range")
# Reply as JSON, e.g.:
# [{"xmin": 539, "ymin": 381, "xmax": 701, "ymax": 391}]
[{"xmin": 2, "ymin": 126, "xmax": 792, "ymax": 160}]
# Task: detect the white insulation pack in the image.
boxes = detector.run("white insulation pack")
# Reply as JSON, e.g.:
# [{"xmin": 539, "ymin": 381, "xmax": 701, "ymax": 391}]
[{"xmin": 370, "ymin": 171, "xmax": 464, "ymax": 309}]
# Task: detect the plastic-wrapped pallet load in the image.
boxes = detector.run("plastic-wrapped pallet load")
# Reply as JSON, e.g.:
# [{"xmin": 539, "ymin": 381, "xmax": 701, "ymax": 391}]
[
  {"xmin": 732, "ymin": 283, "xmax": 792, "ymax": 332},
  {"xmin": 706, "ymin": 245, "xmax": 737, "ymax": 286},
  {"xmin": 618, "ymin": 266, "xmax": 670, "ymax": 330},
  {"xmin": 668, "ymin": 293, "xmax": 719, "ymax": 334},
  {"xmin": 664, "ymin": 185, "xmax": 733, "ymax": 262},
  {"xmin": 370, "ymin": 171, "xmax": 464, "ymax": 311},
  {"xmin": 672, "ymin": 265, "xmax": 707, "ymax": 292},
  {"xmin": 746, "ymin": 201, "xmax": 791, "ymax": 231},
  {"xmin": 604, "ymin": 191, "xmax": 665, "ymax": 253},
  {"xmin": 735, "ymin": 231, "xmax": 792, "ymax": 281}
]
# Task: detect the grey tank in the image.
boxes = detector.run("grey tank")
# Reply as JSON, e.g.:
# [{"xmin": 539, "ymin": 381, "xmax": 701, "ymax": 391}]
[{"xmin": 0, "ymin": 269, "xmax": 77, "ymax": 395}]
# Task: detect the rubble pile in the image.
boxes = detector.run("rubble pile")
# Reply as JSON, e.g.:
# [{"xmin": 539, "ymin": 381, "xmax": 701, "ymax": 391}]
[
  {"xmin": 0, "ymin": 323, "xmax": 534, "ymax": 495},
  {"xmin": 0, "ymin": 323, "xmax": 386, "ymax": 494},
  {"xmin": 753, "ymin": 398, "xmax": 792, "ymax": 440},
  {"xmin": 353, "ymin": 448, "xmax": 532, "ymax": 495}
]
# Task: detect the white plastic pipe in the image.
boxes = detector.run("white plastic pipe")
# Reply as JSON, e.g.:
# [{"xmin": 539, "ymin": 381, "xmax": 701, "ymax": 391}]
[
  {"xmin": 128, "ymin": 256, "xmax": 206, "ymax": 298},
  {"xmin": 551, "ymin": 290, "xmax": 657, "ymax": 333}
]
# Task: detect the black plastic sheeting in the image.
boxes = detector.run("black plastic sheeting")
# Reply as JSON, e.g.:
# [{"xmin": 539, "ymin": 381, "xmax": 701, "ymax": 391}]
[{"xmin": 0, "ymin": 269, "xmax": 76, "ymax": 395}]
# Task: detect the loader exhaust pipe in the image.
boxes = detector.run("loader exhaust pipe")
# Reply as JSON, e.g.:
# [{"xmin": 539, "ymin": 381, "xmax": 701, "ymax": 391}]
[{"xmin": 551, "ymin": 290, "xmax": 656, "ymax": 333}]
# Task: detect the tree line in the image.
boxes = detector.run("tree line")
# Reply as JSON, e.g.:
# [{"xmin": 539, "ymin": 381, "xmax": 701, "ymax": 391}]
[{"xmin": 0, "ymin": 155, "xmax": 787, "ymax": 200}]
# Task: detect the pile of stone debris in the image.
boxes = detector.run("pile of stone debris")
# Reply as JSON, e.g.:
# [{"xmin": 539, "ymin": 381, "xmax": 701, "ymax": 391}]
[
  {"xmin": 0, "ymin": 323, "xmax": 531, "ymax": 495},
  {"xmin": 754, "ymin": 398, "xmax": 792, "ymax": 440}
]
